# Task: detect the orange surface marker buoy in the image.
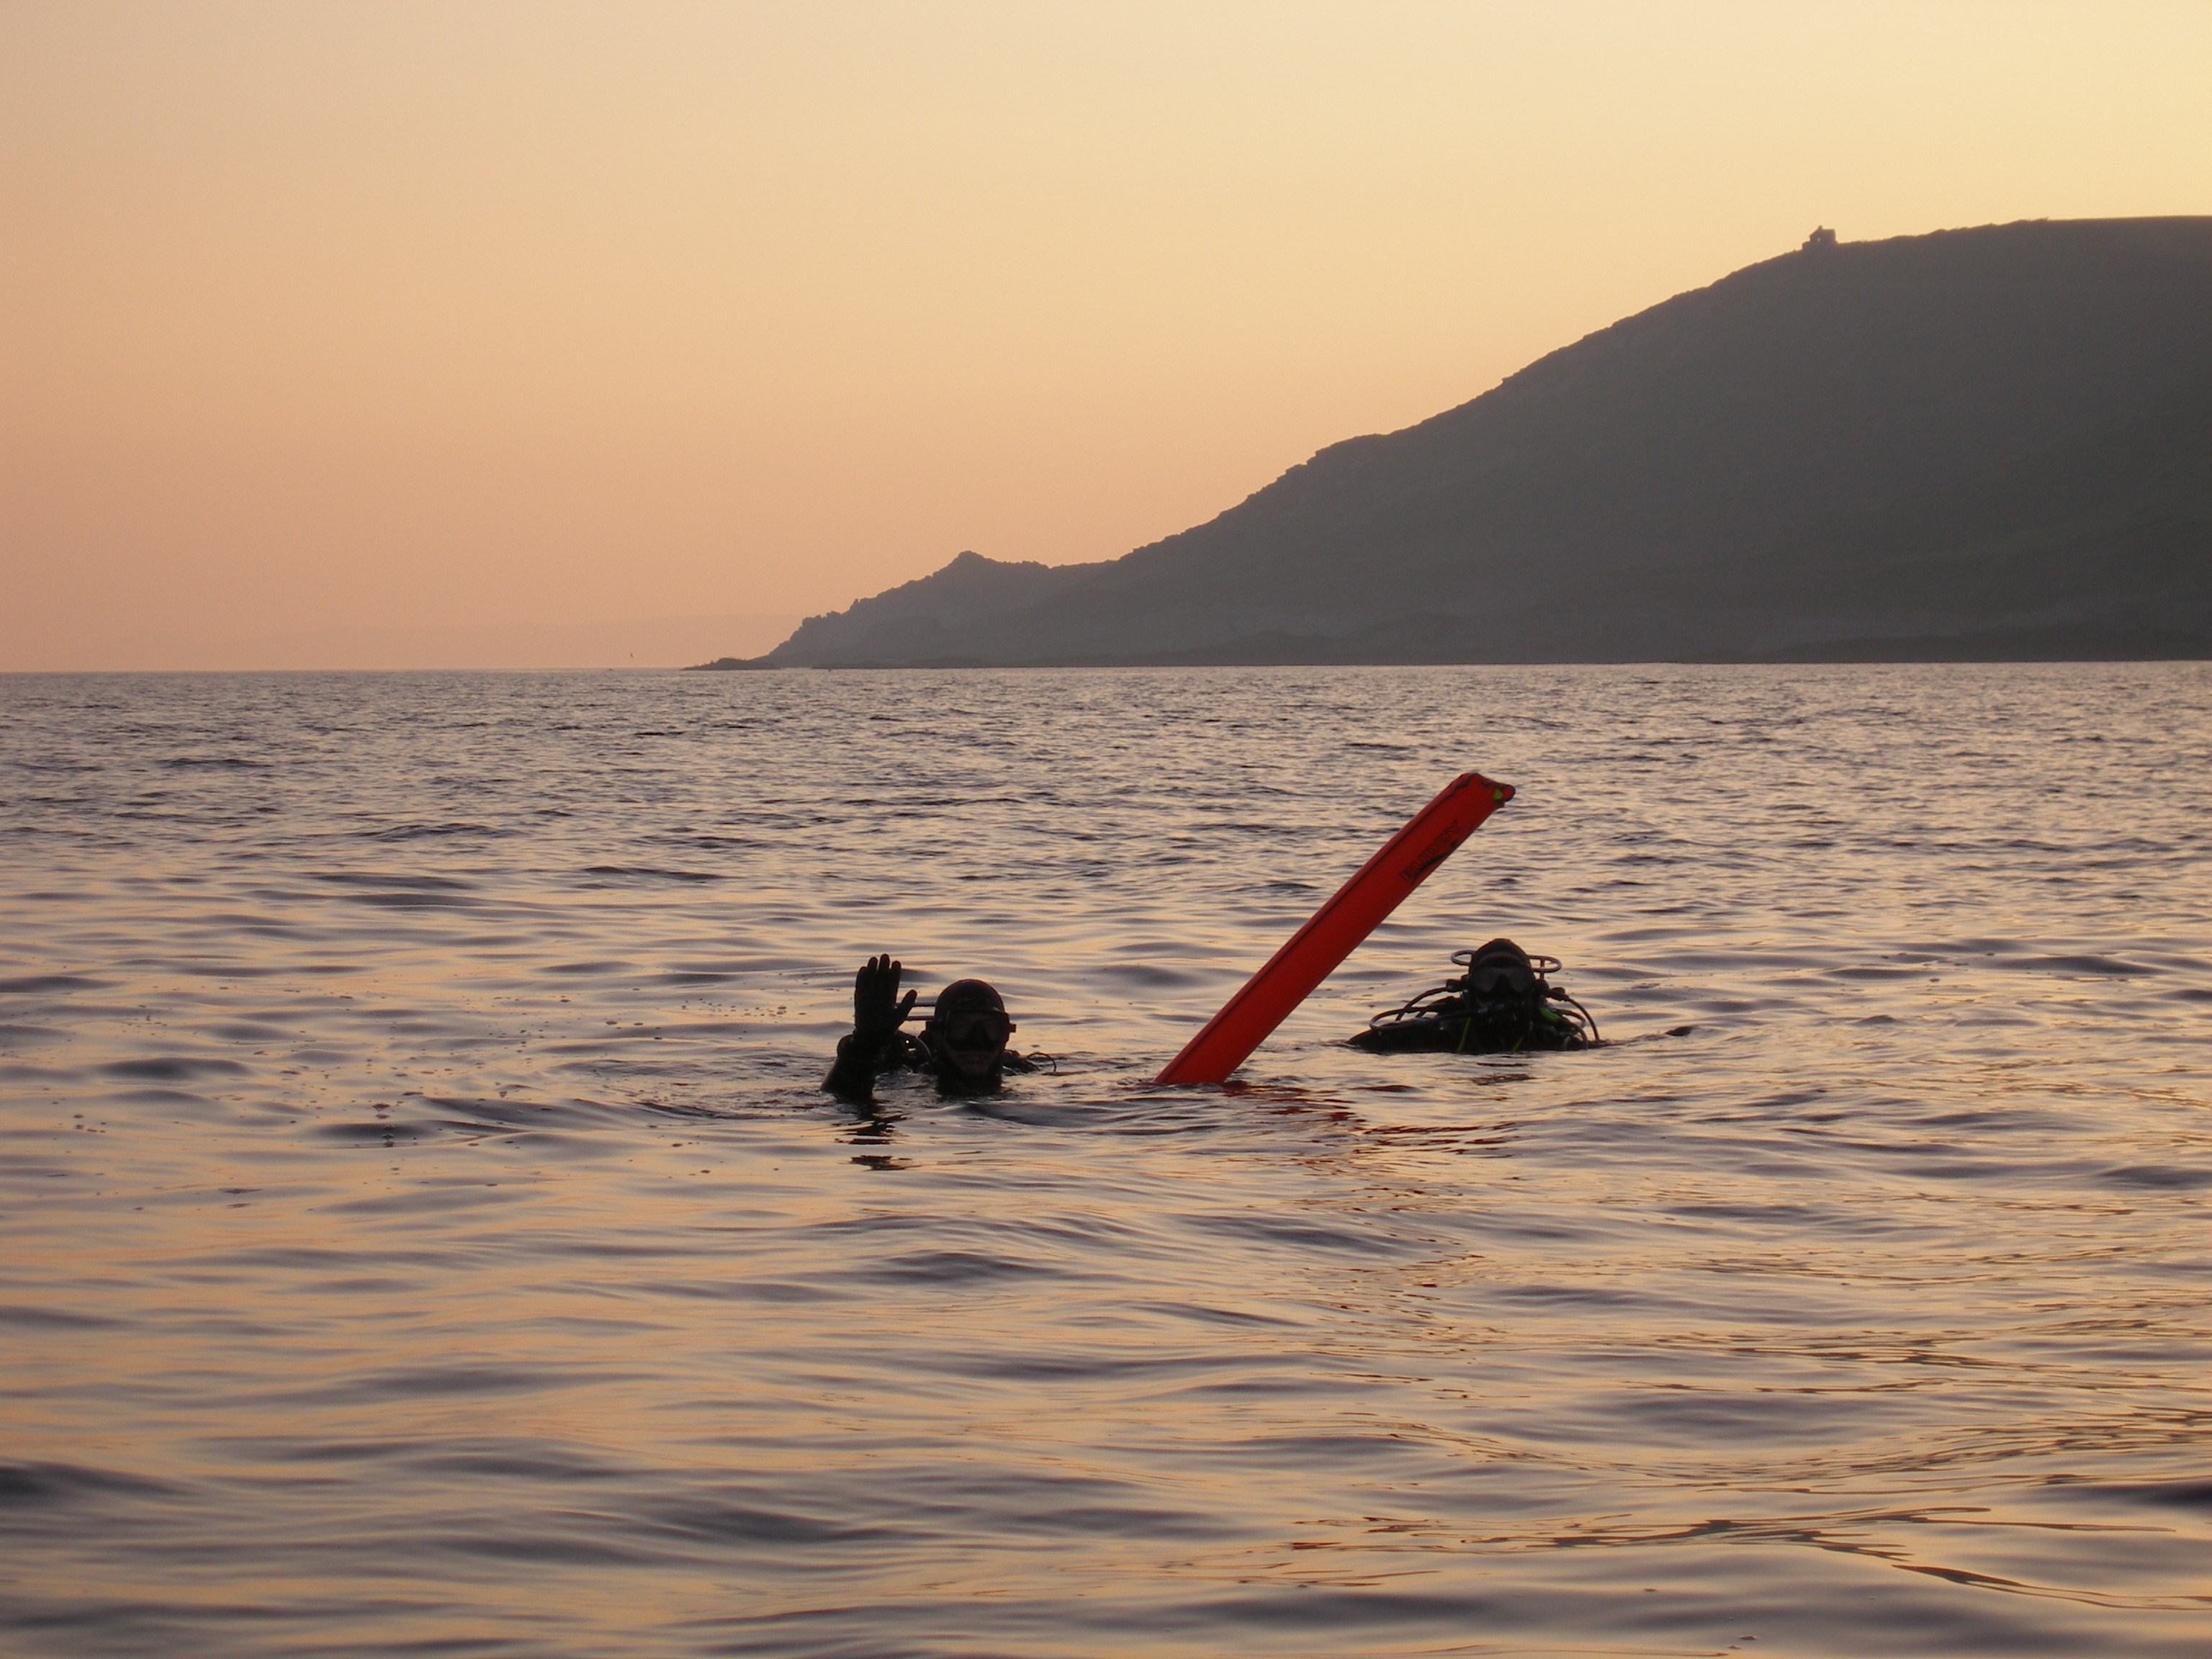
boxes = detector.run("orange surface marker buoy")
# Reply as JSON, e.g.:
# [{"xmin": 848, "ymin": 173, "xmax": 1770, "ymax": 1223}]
[{"xmin": 1154, "ymin": 772, "xmax": 1514, "ymax": 1086}]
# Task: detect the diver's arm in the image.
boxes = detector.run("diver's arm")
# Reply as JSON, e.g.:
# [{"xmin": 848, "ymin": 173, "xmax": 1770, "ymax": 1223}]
[
  {"xmin": 823, "ymin": 1030, "xmax": 894, "ymax": 1098},
  {"xmin": 822, "ymin": 955, "xmax": 917, "ymax": 1100}
]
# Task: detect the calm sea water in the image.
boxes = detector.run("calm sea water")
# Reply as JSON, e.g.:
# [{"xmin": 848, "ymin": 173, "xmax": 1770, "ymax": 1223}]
[{"xmin": 2, "ymin": 665, "xmax": 2208, "ymax": 1658}]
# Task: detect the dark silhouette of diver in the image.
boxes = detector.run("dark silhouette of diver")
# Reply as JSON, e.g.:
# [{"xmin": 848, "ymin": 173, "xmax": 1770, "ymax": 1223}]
[
  {"xmin": 823, "ymin": 955, "xmax": 1040, "ymax": 1100},
  {"xmin": 1349, "ymin": 938, "xmax": 1599, "ymax": 1053}
]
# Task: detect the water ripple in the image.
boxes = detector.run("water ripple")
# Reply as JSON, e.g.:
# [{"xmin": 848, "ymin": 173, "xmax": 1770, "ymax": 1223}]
[{"xmin": 0, "ymin": 663, "xmax": 2207, "ymax": 1658}]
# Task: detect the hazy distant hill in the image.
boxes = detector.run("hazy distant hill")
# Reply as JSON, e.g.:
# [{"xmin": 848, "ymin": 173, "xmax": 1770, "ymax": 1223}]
[
  {"xmin": 755, "ymin": 551, "xmax": 1111, "ymax": 666},
  {"xmin": 734, "ymin": 219, "xmax": 2211, "ymax": 667}
]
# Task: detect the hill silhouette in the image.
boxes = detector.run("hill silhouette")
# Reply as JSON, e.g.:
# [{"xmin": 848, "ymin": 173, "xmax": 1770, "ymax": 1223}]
[{"xmin": 727, "ymin": 219, "xmax": 2211, "ymax": 667}]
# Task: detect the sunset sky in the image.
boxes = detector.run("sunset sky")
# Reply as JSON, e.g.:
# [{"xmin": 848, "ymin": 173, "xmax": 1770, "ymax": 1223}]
[{"xmin": 6, "ymin": 1, "xmax": 2208, "ymax": 669}]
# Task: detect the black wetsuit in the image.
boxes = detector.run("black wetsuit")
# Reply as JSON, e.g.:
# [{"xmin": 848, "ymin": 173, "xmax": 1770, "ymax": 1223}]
[
  {"xmin": 1348, "ymin": 994, "xmax": 1591, "ymax": 1053},
  {"xmin": 1348, "ymin": 938, "xmax": 1597, "ymax": 1053},
  {"xmin": 824, "ymin": 1029, "xmax": 1038, "ymax": 1099}
]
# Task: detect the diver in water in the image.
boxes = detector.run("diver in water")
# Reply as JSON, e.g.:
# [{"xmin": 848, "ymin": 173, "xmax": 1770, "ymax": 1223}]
[
  {"xmin": 823, "ymin": 954, "xmax": 1039, "ymax": 1100},
  {"xmin": 1349, "ymin": 937, "xmax": 1599, "ymax": 1053}
]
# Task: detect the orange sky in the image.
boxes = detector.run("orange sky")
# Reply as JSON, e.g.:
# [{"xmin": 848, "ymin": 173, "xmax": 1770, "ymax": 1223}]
[{"xmin": 6, "ymin": 1, "xmax": 2208, "ymax": 669}]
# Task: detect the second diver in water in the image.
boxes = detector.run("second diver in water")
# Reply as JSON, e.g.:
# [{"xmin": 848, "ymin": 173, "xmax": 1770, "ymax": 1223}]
[
  {"xmin": 1349, "ymin": 937, "xmax": 1599, "ymax": 1053},
  {"xmin": 823, "ymin": 954, "xmax": 1040, "ymax": 1100}
]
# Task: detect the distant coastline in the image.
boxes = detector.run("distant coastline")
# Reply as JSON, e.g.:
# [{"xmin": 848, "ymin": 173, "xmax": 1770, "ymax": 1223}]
[
  {"xmin": 688, "ymin": 621, "xmax": 2208, "ymax": 670},
  {"xmin": 701, "ymin": 219, "xmax": 2211, "ymax": 670}
]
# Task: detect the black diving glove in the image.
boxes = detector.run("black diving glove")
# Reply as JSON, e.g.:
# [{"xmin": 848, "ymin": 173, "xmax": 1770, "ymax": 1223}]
[{"xmin": 851, "ymin": 954, "xmax": 919, "ymax": 1047}]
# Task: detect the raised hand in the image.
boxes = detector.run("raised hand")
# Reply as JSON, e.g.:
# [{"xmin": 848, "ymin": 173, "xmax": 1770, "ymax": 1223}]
[{"xmin": 853, "ymin": 954, "xmax": 918, "ymax": 1040}]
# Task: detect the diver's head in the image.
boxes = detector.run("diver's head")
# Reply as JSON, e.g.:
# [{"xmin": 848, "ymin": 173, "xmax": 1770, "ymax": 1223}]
[
  {"xmin": 1461, "ymin": 938, "xmax": 1539, "ymax": 1001},
  {"xmin": 924, "ymin": 979, "xmax": 1016, "ymax": 1080}
]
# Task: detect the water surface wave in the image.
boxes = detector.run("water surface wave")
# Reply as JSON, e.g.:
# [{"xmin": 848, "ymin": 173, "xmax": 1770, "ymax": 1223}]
[{"xmin": 2, "ymin": 665, "xmax": 2208, "ymax": 1657}]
